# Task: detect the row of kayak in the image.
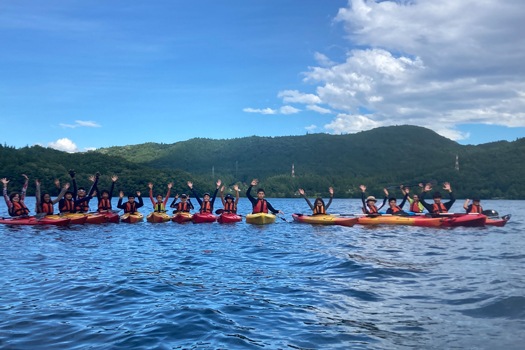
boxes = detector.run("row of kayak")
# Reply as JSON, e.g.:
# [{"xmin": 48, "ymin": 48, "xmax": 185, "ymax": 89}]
[
  {"xmin": 292, "ymin": 213, "xmax": 511, "ymax": 227},
  {"xmin": 0, "ymin": 212, "xmax": 510, "ymax": 227}
]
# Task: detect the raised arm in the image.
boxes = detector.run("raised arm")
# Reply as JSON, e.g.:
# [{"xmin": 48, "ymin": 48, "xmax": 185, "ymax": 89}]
[
  {"xmin": 325, "ymin": 187, "xmax": 334, "ymax": 210},
  {"xmin": 299, "ymin": 188, "xmax": 314, "ymax": 210}
]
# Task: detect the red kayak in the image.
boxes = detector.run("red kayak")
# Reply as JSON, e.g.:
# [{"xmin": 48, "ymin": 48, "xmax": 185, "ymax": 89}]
[
  {"xmin": 172, "ymin": 212, "xmax": 193, "ymax": 224},
  {"xmin": 101, "ymin": 211, "xmax": 120, "ymax": 223},
  {"xmin": 485, "ymin": 214, "xmax": 511, "ymax": 227},
  {"xmin": 85, "ymin": 213, "xmax": 108, "ymax": 224},
  {"xmin": 192, "ymin": 212, "xmax": 217, "ymax": 224},
  {"xmin": 217, "ymin": 213, "xmax": 242, "ymax": 224},
  {"xmin": 0, "ymin": 215, "xmax": 70, "ymax": 226},
  {"xmin": 439, "ymin": 213, "xmax": 487, "ymax": 227}
]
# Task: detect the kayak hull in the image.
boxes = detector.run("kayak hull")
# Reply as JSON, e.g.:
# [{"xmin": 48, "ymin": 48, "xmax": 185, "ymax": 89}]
[
  {"xmin": 485, "ymin": 214, "xmax": 511, "ymax": 227},
  {"xmin": 172, "ymin": 212, "xmax": 193, "ymax": 223},
  {"xmin": 356, "ymin": 215, "xmax": 443, "ymax": 227},
  {"xmin": 120, "ymin": 212, "xmax": 144, "ymax": 223},
  {"xmin": 217, "ymin": 213, "xmax": 242, "ymax": 224},
  {"xmin": 439, "ymin": 214, "xmax": 487, "ymax": 227},
  {"xmin": 246, "ymin": 213, "xmax": 276, "ymax": 225},
  {"xmin": 147, "ymin": 212, "xmax": 171, "ymax": 223},
  {"xmin": 192, "ymin": 212, "xmax": 217, "ymax": 224},
  {"xmin": 292, "ymin": 214, "xmax": 357, "ymax": 227},
  {"xmin": 102, "ymin": 212, "xmax": 120, "ymax": 223},
  {"xmin": 51, "ymin": 213, "xmax": 88, "ymax": 225},
  {"xmin": 0, "ymin": 215, "xmax": 71, "ymax": 226},
  {"xmin": 85, "ymin": 213, "xmax": 108, "ymax": 224}
]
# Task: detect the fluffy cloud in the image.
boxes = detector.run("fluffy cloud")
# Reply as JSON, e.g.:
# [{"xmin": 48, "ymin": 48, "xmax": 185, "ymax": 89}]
[
  {"xmin": 286, "ymin": 0, "xmax": 525, "ymax": 140},
  {"xmin": 305, "ymin": 124, "xmax": 317, "ymax": 132},
  {"xmin": 307, "ymin": 105, "xmax": 332, "ymax": 114},
  {"xmin": 279, "ymin": 105, "xmax": 301, "ymax": 115},
  {"xmin": 243, "ymin": 107, "xmax": 277, "ymax": 115},
  {"xmin": 59, "ymin": 120, "xmax": 101, "ymax": 128},
  {"xmin": 48, "ymin": 138, "xmax": 78, "ymax": 153}
]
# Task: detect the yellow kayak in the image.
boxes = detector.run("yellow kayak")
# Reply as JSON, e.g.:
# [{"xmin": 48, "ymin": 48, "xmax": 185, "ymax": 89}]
[
  {"xmin": 245, "ymin": 213, "xmax": 276, "ymax": 225},
  {"xmin": 121, "ymin": 212, "xmax": 144, "ymax": 223},
  {"xmin": 146, "ymin": 212, "xmax": 171, "ymax": 223}
]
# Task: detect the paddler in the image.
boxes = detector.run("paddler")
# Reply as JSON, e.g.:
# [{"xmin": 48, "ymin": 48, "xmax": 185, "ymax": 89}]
[
  {"xmin": 148, "ymin": 182, "xmax": 173, "ymax": 212},
  {"xmin": 360, "ymin": 185, "xmax": 387, "ymax": 215},
  {"xmin": 169, "ymin": 193, "xmax": 195, "ymax": 213},
  {"xmin": 94, "ymin": 175, "xmax": 118, "ymax": 213},
  {"xmin": 117, "ymin": 191, "xmax": 144, "ymax": 214},
  {"xmin": 463, "ymin": 198, "xmax": 483, "ymax": 213},
  {"xmin": 219, "ymin": 184, "xmax": 240, "ymax": 214},
  {"xmin": 35, "ymin": 179, "xmax": 69, "ymax": 215},
  {"xmin": 385, "ymin": 193, "xmax": 408, "ymax": 215},
  {"xmin": 420, "ymin": 182, "xmax": 455, "ymax": 214},
  {"xmin": 246, "ymin": 179, "xmax": 283, "ymax": 215},
  {"xmin": 188, "ymin": 179, "xmax": 220, "ymax": 213},
  {"xmin": 401, "ymin": 184, "xmax": 425, "ymax": 213},
  {"xmin": 68, "ymin": 169, "xmax": 98, "ymax": 213},
  {"xmin": 1, "ymin": 174, "xmax": 31, "ymax": 217},
  {"xmin": 298, "ymin": 187, "xmax": 333, "ymax": 215}
]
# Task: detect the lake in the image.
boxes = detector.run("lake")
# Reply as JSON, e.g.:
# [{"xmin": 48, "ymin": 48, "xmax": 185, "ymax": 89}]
[{"xmin": 0, "ymin": 198, "xmax": 523, "ymax": 349}]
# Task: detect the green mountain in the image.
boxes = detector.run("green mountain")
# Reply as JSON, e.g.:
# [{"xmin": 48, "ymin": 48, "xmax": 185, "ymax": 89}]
[{"xmin": 1, "ymin": 125, "xmax": 524, "ymax": 198}]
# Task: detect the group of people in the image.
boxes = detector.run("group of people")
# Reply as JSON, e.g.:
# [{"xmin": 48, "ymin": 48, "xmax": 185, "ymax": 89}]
[{"xmin": 2, "ymin": 172, "xmax": 483, "ymax": 219}]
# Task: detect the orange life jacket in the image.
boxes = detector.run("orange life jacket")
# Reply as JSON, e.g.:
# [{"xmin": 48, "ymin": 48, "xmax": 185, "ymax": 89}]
[
  {"xmin": 313, "ymin": 205, "xmax": 326, "ymax": 215},
  {"xmin": 76, "ymin": 199, "xmax": 89, "ymax": 213},
  {"xmin": 410, "ymin": 201, "xmax": 422, "ymax": 213},
  {"xmin": 41, "ymin": 201, "xmax": 54, "ymax": 215},
  {"xmin": 432, "ymin": 202, "xmax": 448, "ymax": 213},
  {"xmin": 252, "ymin": 199, "xmax": 268, "ymax": 213},
  {"xmin": 390, "ymin": 206, "xmax": 402, "ymax": 213},
  {"xmin": 367, "ymin": 205, "xmax": 378, "ymax": 214},
  {"xmin": 60, "ymin": 199, "xmax": 75, "ymax": 213},
  {"xmin": 98, "ymin": 198, "xmax": 111, "ymax": 211},
  {"xmin": 469, "ymin": 204, "xmax": 483, "ymax": 213},
  {"xmin": 223, "ymin": 201, "xmax": 237, "ymax": 213},
  {"xmin": 125, "ymin": 202, "xmax": 137, "ymax": 213},
  {"xmin": 176, "ymin": 202, "xmax": 190, "ymax": 212},
  {"xmin": 200, "ymin": 201, "xmax": 212, "ymax": 213},
  {"xmin": 10, "ymin": 201, "xmax": 30, "ymax": 216}
]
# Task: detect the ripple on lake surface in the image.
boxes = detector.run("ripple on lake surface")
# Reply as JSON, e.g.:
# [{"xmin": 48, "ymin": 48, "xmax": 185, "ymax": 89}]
[{"xmin": 0, "ymin": 198, "xmax": 524, "ymax": 349}]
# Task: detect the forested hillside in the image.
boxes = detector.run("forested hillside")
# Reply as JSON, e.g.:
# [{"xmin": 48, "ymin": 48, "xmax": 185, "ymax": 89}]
[{"xmin": 2, "ymin": 126, "xmax": 524, "ymax": 198}]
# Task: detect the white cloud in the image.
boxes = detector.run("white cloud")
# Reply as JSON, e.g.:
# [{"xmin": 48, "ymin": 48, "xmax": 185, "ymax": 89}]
[
  {"xmin": 243, "ymin": 107, "xmax": 277, "ymax": 115},
  {"xmin": 48, "ymin": 138, "xmax": 78, "ymax": 153},
  {"xmin": 277, "ymin": 90, "xmax": 321, "ymax": 104},
  {"xmin": 280, "ymin": 105, "xmax": 301, "ymax": 115},
  {"xmin": 307, "ymin": 105, "xmax": 332, "ymax": 114},
  {"xmin": 274, "ymin": 0, "xmax": 525, "ymax": 140},
  {"xmin": 59, "ymin": 120, "xmax": 101, "ymax": 128},
  {"xmin": 305, "ymin": 124, "xmax": 317, "ymax": 131}
]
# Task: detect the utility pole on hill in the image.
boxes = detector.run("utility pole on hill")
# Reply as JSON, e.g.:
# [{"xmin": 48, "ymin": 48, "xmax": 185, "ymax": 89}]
[{"xmin": 455, "ymin": 155, "xmax": 459, "ymax": 171}]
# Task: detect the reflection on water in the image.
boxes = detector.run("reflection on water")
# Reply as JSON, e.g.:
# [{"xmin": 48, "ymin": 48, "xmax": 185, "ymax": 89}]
[{"xmin": 0, "ymin": 198, "xmax": 523, "ymax": 349}]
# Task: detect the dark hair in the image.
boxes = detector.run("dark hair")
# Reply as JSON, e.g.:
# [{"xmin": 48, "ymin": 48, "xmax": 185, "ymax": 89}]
[
  {"xmin": 257, "ymin": 188, "xmax": 265, "ymax": 194},
  {"xmin": 77, "ymin": 187, "xmax": 86, "ymax": 191},
  {"xmin": 180, "ymin": 194, "xmax": 187, "ymax": 199},
  {"xmin": 225, "ymin": 194, "xmax": 234, "ymax": 201},
  {"xmin": 432, "ymin": 191, "xmax": 442, "ymax": 199},
  {"xmin": 9, "ymin": 192, "xmax": 20, "ymax": 201},
  {"xmin": 41, "ymin": 192, "xmax": 51, "ymax": 203},
  {"xmin": 128, "ymin": 195, "xmax": 135, "ymax": 199},
  {"xmin": 314, "ymin": 197, "xmax": 325, "ymax": 206},
  {"xmin": 101, "ymin": 190, "xmax": 109, "ymax": 196},
  {"xmin": 388, "ymin": 197, "xmax": 397, "ymax": 202}
]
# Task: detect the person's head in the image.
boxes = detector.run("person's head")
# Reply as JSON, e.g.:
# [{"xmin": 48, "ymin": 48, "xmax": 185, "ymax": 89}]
[
  {"xmin": 77, "ymin": 187, "xmax": 86, "ymax": 198},
  {"xmin": 257, "ymin": 188, "xmax": 265, "ymax": 200},
  {"xmin": 388, "ymin": 197, "xmax": 397, "ymax": 207},
  {"xmin": 180, "ymin": 194, "xmax": 188, "ymax": 202},
  {"xmin": 101, "ymin": 190, "xmax": 110, "ymax": 199},
  {"xmin": 432, "ymin": 191, "xmax": 442, "ymax": 203},
  {"xmin": 225, "ymin": 194, "xmax": 234, "ymax": 203},
  {"xmin": 314, "ymin": 197, "xmax": 325, "ymax": 207},
  {"xmin": 41, "ymin": 193, "xmax": 51, "ymax": 203},
  {"xmin": 128, "ymin": 195, "xmax": 135, "ymax": 203},
  {"xmin": 366, "ymin": 196, "xmax": 376, "ymax": 207},
  {"xmin": 9, "ymin": 192, "xmax": 20, "ymax": 202},
  {"xmin": 473, "ymin": 198, "xmax": 481, "ymax": 205},
  {"xmin": 412, "ymin": 194, "xmax": 419, "ymax": 202},
  {"xmin": 155, "ymin": 194, "xmax": 163, "ymax": 202},
  {"xmin": 203, "ymin": 192, "xmax": 210, "ymax": 202},
  {"xmin": 65, "ymin": 191, "xmax": 73, "ymax": 200}
]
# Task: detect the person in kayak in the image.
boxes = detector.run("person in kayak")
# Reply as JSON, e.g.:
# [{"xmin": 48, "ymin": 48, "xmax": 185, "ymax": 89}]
[
  {"xmin": 169, "ymin": 193, "xmax": 195, "ymax": 213},
  {"xmin": 401, "ymin": 185, "xmax": 425, "ymax": 213},
  {"xmin": 59, "ymin": 189, "xmax": 95, "ymax": 213},
  {"xmin": 1, "ymin": 174, "xmax": 30, "ymax": 217},
  {"xmin": 219, "ymin": 184, "xmax": 240, "ymax": 214},
  {"xmin": 246, "ymin": 179, "xmax": 283, "ymax": 215},
  {"xmin": 94, "ymin": 175, "xmax": 118, "ymax": 213},
  {"xmin": 148, "ymin": 182, "xmax": 173, "ymax": 212},
  {"xmin": 188, "ymin": 179, "xmax": 220, "ymax": 213},
  {"xmin": 117, "ymin": 191, "xmax": 144, "ymax": 214},
  {"xmin": 35, "ymin": 179, "xmax": 69, "ymax": 215},
  {"xmin": 360, "ymin": 185, "xmax": 387, "ymax": 215},
  {"xmin": 420, "ymin": 182, "xmax": 455, "ymax": 214},
  {"xmin": 68, "ymin": 170, "xmax": 98, "ymax": 213},
  {"xmin": 298, "ymin": 187, "xmax": 334, "ymax": 215},
  {"xmin": 385, "ymin": 193, "xmax": 409, "ymax": 215},
  {"xmin": 463, "ymin": 198, "xmax": 483, "ymax": 213}
]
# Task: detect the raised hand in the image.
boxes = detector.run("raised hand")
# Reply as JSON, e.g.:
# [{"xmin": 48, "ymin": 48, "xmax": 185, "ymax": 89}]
[
  {"xmin": 148, "ymin": 182, "xmax": 153, "ymax": 189},
  {"xmin": 298, "ymin": 188, "xmax": 305, "ymax": 196},
  {"xmin": 329, "ymin": 187, "xmax": 334, "ymax": 196},
  {"xmin": 443, "ymin": 182, "xmax": 452, "ymax": 192},
  {"xmin": 119, "ymin": 191, "xmax": 124, "ymax": 198},
  {"xmin": 69, "ymin": 169, "xmax": 76, "ymax": 178},
  {"xmin": 64, "ymin": 182, "xmax": 70, "ymax": 190},
  {"xmin": 175, "ymin": 194, "xmax": 179, "ymax": 199},
  {"xmin": 136, "ymin": 191, "xmax": 141, "ymax": 197},
  {"xmin": 383, "ymin": 188, "xmax": 389, "ymax": 196},
  {"xmin": 220, "ymin": 186, "xmax": 225, "ymax": 193},
  {"xmin": 1, "ymin": 178, "xmax": 9, "ymax": 185},
  {"xmin": 88, "ymin": 175, "xmax": 95, "ymax": 182},
  {"xmin": 424, "ymin": 183, "xmax": 432, "ymax": 192},
  {"xmin": 359, "ymin": 185, "xmax": 366, "ymax": 192},
  {"xmin": 168, "ymin": 182, "xmax": 173, "ymax": 189},
  {"xmin": 21, "ymin": 174, "xmax": 28, "ymax": 180},
  {"xmin": 54, "ymin": 179, "xmax": 60, "ymax": 187},
  {"xmin": 251, "ymin": 179, "xmax": 258, "ymax": 186},
  {"xmin": 111, "ymin": 175, "xmax": 118, "ymax": 182},
  {"xmin": 233, "ymin": 184, "xmax": 239, "ymax": 192},
  {"xmin": 187, "ymin": 181, "xmax": 193, "ymax": 189},
  {"xmin": 35, "ymin": 179, "xmax": 41, "ymax": 186},
  {"xmin": 216, "ymin": 179, "xmax": 222, "ymax": 188}
]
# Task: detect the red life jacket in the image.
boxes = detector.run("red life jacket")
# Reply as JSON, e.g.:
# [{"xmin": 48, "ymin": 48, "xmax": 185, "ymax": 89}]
[
  {"xmin": 224, "ymin": 201, "xmax": 237, "ymax": 213},
  {"xmin": 98, "ymin": 198, "xmax": 111, "ymax": 211},
  {"xmin": 469, "ymin": 204, "xmax": 483, "ymax": 213},
  {"xmin": 10, "ymin": 201, "xmax": 30, "ymax": 216},
  {"xmin": 367, "ymin": 205, "xmax": 378, "ymax": 214},
  {"xmin": 200, "ymin": 201, "xmax": 212, "ymax": 213},
  {"xmin": 390, "ymin": 206, "xmax": 402, "ymax": 213},
  {"xmin": 60, "ymin": 199, "xmax": 75, "ymax": 213},
  {"xmin": 432, "ymin": 202, "xmax": 448, "ymax": 213},
  {"xmin": 125, "ymin": 202, "xmax": 137, "ymax": 213},
  {"xmin": 76, "ymin": 199, "xmax": 89, "ymax": 213},
  {"xmin": 176, "ymin": 202, "xmax": 190, "ymax": 212},
  {"xmin": 41, "ymin": 201, "xmax": 54, "ymax": 215},
  {"xmin": 410, "ymin": 201, "xmax": 422, "ymax": 213},
  {"xmin": 252, "ymin": 199, "xmax": 268, "ymax": 213},
  {"xmin": 313, "ymin": 205, "xmax": 326, "ymax": 215}
]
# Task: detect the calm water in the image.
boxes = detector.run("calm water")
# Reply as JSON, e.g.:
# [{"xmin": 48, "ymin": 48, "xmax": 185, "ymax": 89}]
[{"xmin": 0, "ymin": 198, "xmax": 523, "ymax": 349}]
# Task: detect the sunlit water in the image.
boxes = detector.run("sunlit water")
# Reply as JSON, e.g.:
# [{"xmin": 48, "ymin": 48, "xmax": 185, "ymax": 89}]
[{"xmin": 0, "ymin": 198, "xmax": 523, "ymax": 349}]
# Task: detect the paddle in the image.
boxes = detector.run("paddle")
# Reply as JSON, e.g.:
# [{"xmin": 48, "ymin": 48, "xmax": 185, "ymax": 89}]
[{"xmin": 276, "ymin": 214, "xmax": 288, "ymax": 222}]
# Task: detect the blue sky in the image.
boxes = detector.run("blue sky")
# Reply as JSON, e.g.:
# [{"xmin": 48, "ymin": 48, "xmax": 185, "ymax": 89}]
[{"xmin": 1, "ymin": 0, "xmax": 524, "ymax": 152}]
